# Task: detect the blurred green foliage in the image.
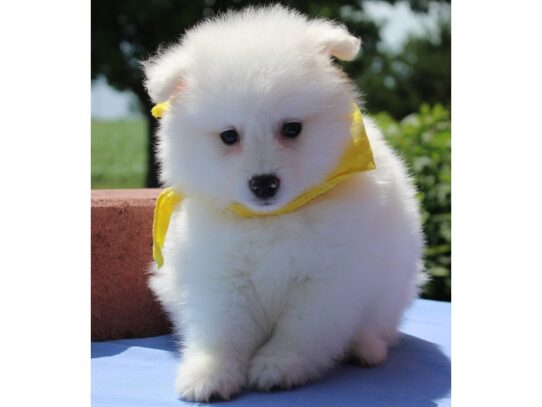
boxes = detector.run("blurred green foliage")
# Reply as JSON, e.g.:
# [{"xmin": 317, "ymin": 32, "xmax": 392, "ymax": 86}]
[
  {"xmin": 353, "ymin": 17, "xmax": 451, "ymax": 119},
  {"xmin": 375, "ymin": 104, "xmax": 451, "ymax": 301},
  {"xmin": 91, "ymin": 119, "xmax": 148, "ymax": 188}
]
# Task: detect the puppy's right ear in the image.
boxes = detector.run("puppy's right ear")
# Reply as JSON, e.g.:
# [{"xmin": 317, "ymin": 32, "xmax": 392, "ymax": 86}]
[
  {"xmin": 308, "ymin": 20, "xmax": 361, "ymax": 61},
  {"xmin": 141, "ymin": 44, "xmax": 187, "ymax": 103}
]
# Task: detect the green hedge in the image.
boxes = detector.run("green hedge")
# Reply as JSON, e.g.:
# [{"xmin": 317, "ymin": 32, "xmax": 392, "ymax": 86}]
[{"xmin": 374, "ymin": 105, "xmax": 451, "ymax": 301}]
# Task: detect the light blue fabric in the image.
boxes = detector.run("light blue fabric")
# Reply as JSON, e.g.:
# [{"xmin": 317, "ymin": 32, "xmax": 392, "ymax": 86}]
[{"xmin": 92, "ymin": 299, "xmax": 450, "ymax": 406}]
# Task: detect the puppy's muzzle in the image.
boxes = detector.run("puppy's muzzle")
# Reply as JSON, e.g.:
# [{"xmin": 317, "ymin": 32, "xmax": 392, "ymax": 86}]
[{"xmin": 248, "ymin": 174, "xmax": 280, "ymax": 200}]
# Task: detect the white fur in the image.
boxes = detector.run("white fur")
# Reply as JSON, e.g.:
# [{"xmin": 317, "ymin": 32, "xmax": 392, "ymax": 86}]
[{"xmin": 144, "ymin": 5, "xmax": 424, "ymax": 402}]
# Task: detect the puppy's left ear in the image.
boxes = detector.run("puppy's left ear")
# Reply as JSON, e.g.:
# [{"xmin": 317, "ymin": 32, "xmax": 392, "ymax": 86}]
[
  {"xmin": 141, "ymin": 44, "xmax": 188, "ymax": 103},
  {"xmin": 309, "ymin": 21, "xmax": 361, "ymax": 61}
]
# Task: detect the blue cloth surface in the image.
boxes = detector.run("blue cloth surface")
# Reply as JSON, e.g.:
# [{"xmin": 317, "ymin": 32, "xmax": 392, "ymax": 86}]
[{"xmin": 92, "ymin": 299, "xmax": 450, "ymax": 406}]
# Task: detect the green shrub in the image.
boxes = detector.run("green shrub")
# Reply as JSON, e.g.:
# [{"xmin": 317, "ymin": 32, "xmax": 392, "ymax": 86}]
[{"xmin": 374, "ymin": 105, "xmax": 451, "ymax": 301}]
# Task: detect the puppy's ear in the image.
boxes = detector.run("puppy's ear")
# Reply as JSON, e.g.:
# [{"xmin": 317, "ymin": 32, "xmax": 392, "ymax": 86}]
[
  {"xmin": 309, "ymin": 21, "xmax": 361, "ymax": 61},
  {"xmin": 141, "ymin": 44, "xmax": 187, "ymax": 103}
]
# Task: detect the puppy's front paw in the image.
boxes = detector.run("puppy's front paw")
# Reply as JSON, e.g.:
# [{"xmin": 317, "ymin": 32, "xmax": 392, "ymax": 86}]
[
  {"xmin": 352, "ymin": 334, "xmax": 388, "ymax": 367},
  {"xmin": 249, "ymin": 349, "xmax": 314, "ymax": 391},
  {"xmin": 175, "ymin": 354, "xmax": 244, "ymax": 402}
]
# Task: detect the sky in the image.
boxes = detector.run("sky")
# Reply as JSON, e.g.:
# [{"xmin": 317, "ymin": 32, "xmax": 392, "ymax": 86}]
[{"xmin": 91, "ymin": 1, "xmax": 449, "ymax": 120}]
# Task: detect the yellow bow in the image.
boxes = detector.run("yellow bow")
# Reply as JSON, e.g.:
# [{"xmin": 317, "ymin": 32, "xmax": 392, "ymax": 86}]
[{"xmin": 152, "ymin": 102, "xmax": 376, "ymax": 268}]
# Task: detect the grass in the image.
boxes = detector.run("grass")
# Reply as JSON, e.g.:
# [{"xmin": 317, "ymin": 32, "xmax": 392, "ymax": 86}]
[{"xmin": 91, "ymin": 119, "xmax": 148, "ymax": 189}]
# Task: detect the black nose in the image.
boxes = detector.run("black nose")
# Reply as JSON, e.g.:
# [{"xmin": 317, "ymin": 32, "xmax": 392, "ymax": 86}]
[{"xmin": 249, "ymin": 174, "xmax": 280, "ymax": 199}]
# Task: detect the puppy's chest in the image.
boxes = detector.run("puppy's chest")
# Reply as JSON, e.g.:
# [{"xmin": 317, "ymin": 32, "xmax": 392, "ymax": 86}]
[
  {"xmin": 231, "ymin": 218, "xmax": 318, "ymax": 279},
  {"xmin": 179, "ymin": 206, "xmax": 351, "ymax": 307},
  {"xmin": 223, "ymin": 218, "xmax": 322, "ymax": 317},
  {"xmin": 199, "ymin": 214, "xmax": 322, "ymax": 277}
]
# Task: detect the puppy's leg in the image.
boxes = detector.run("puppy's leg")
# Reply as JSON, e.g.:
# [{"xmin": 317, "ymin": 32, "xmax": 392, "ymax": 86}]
[
  {"xmin": 148, "ymin": 264, "xmax": 184, "ymax": 334},
  {"xmin": 248, "ymin": 279, "xmax": 360, "ymax": 390},
  {"xmin": 175, "ymin": 278, "xmax": 265, "ymax": 402},
  {"xmin": 350, "ymin": 277, "xmax": 419, "ymax": 366},
  {"xmin": 349, "ymin": 329, "xmax": 391, "ymax": 367},
  {"xmin": 350, "ymin": 263, "xmax": 421, "ymax": 366}
]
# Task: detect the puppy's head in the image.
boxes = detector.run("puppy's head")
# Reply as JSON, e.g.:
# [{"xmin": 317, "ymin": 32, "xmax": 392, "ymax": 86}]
[{"xmin": 143, "ymin": 5, "xmax": 361, "ymax": 212}]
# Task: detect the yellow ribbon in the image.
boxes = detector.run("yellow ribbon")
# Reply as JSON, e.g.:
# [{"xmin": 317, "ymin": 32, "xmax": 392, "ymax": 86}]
[
  {"xmin": 152, "ymin": 102, "xmax": 376, "ymax": 268},
  {"xmin": 151, "ymin": 101, "xmax": 171, "ymax": 119},
  {"xmin": 152, "ymin": 187, "xmax": 182, "ymax": 268}
]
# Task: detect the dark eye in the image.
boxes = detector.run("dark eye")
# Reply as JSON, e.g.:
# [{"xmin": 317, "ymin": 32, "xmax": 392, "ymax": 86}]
[
  {"xmin": 220, "ymin": 129, "xmax": 239, "ymax": 145},
  {"xmin": 282, "ymin": 122, "xmax": 302, "ymax": 139}
]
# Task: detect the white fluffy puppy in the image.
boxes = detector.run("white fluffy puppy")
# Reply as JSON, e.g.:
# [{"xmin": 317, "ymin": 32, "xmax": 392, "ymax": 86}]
[{"xmin": 144, "ymin": 5, "xmax": 424, "ymax": 402}]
